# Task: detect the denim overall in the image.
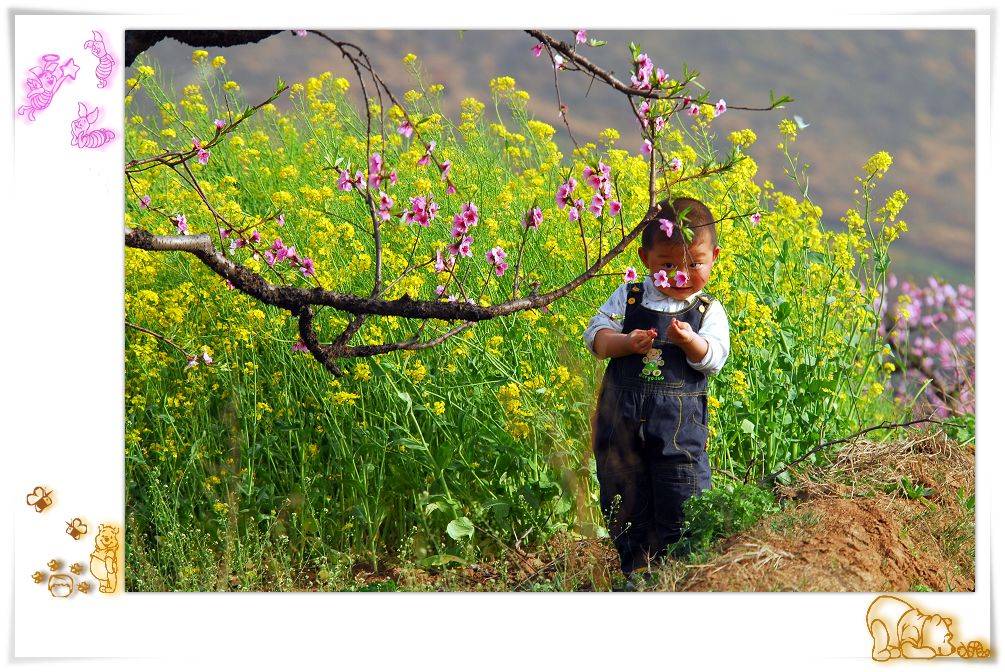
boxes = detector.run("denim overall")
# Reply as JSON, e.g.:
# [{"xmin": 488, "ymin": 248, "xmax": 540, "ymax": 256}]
[{"xmin": 592, "ymin": 283, "xmax": 714, "ymax": 576}]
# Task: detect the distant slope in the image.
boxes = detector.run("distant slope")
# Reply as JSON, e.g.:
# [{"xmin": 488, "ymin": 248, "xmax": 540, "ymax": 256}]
[{"xmin": 135, "ymin": 29, "xmax": 975, "ymax": 283}]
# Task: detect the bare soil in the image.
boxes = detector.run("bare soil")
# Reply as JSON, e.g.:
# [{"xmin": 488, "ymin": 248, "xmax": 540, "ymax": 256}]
[{"xmin": 356, "ymin": 431, "xmax": 975, "ymax": 592}]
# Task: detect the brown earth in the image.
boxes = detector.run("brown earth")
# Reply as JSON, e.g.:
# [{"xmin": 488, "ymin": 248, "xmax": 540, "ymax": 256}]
[
  {"xmin": 660, "ymin": 430, "xmax": 975, "ymax": 592},
  {"xmin": 377, "ymin": 430, "xmax": 974, "ymax": 592}
]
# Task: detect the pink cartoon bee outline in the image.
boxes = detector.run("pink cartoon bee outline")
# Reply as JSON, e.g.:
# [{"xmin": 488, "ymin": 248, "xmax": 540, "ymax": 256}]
[
  {"xmin": 83, "ymin": 30, "xmax": 115, "ymax": 88},
  {"xmin": 17, "ymin": 54, "xmax": 78, "ymax": 122},
  {"xmin": 71, "ymin": 102, "xmax": 115, "ymax": 149}
]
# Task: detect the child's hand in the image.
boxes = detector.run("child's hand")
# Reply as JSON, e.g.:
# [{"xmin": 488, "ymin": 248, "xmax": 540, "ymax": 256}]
[
  {"xmin": 626, "ymin": 328, "xmax": 658, "ymax": 354},
  {"xmin": 666, "ymin": 318, "xmax": 696, "ymax": 346}
]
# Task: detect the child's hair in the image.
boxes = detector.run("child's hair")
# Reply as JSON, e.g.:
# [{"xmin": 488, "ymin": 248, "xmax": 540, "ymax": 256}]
[{"xmin": 640, "ymin": 197, "xmax": 717, "ymax": 250}]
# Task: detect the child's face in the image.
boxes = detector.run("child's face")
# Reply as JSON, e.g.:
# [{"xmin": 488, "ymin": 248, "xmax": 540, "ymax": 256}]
[{"xmin": 638, "ymin": 237, "xmax": 719, "ymax": 300}]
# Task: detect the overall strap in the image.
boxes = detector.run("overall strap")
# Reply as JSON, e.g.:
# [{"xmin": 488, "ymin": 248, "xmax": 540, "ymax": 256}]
[
  {"xmin": 695, "ymin": 292, "xmax": 715, "ymax": 330},
  {"xmin": 624, "ymin": 282, "xmax": 645, "ymax": 323}
]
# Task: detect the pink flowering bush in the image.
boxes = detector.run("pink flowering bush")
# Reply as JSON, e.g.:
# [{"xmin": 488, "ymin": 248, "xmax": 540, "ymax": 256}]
[{"xmin": 879, "ymin": 274, "xmax": 975, "ymax": 417}]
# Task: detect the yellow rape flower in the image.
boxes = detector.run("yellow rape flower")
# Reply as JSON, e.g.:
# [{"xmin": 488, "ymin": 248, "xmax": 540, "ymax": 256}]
[{"xmin": 212, "ymin": 56, "xmax": 227, "ymax": 68}]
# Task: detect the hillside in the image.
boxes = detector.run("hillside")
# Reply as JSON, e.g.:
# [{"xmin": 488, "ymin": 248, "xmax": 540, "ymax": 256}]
[{"xmin": 135, "ymin": 29, "xmax": 975, "ymax": 283}]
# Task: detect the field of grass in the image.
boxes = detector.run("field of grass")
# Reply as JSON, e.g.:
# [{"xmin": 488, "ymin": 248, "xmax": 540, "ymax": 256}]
[{"xmin": 122, "ymin": 46, "xmax": 945, "ymax": 590}]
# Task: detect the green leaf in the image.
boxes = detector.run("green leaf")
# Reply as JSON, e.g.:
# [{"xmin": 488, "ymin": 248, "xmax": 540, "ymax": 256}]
[
  {"xmin": 424, "ymin": 501, "xmax": 449, "ymax": 516},
  {"xmin": 588, "ymin": 38, "xmax": 607, "ymax": 47},
  {"xmin": 446, "ymin": 516, "xmax": 475, "ymax": 540},
  {"xmin": 740, "ymin": 419, "xmax": 756, "ymax": 435},
  {"xmin": 417, "ymin": 554, "xmax": 467, "ymax": 568},
  {"xmin": 396, "ymin": 391, "xmax": 413, "ymax": 409}
]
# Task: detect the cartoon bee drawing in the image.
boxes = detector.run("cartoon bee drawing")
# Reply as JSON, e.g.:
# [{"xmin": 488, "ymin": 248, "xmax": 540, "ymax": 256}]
[
  {"xmin": 83, "ymin": 31, "xmax": 115, "ymax": 88},
  {"xmin": 26, "ymin": 486, "xmax": 53, "ymax": 512},
  {"xmin": 70, "ymin": 102, "xmax": 115, "ymax": 149},
  {"xmin": 65, "ymin": 517, "xmax": 88, "ymax": 540}
]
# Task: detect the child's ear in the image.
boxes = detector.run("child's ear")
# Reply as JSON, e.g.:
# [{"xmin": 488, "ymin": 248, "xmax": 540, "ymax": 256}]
[
  {"xmin": 638, "ymin": 247, "xmax": 648, "ymax": 266},
  {"xmin": 711, "ymin": 246, "xmax": 720, "ymax": 261}
]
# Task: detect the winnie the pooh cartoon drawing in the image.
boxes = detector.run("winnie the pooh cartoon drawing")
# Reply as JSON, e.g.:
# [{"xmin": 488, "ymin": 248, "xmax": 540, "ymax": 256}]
[
  {"xmin": 89, "ymin": 524, "xmax": 120, "ymax": 593},
  {"xmin": 866, "ymin": 595, "xmax": 955, "ymax": 661}
]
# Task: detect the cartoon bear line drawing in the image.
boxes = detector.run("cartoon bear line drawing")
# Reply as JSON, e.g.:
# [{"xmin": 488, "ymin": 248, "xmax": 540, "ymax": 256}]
[
  {"xmin": 866, "ymin": 595, "xmax": 955, "ymax": 661},
  {"xmin": 89, "ymin": 524, "xmax": 120, "ymax": 593}
]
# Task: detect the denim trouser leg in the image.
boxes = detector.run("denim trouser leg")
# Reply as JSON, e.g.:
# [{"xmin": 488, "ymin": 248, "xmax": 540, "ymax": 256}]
[{"xmin": 593, "ymin": 387, "xmax": 651, "ymax": 576}]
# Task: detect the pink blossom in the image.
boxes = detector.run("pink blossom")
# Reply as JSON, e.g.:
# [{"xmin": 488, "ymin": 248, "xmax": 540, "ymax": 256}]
[
  {"xmin": 461, "ymin": 202, "xmax": 478, "ymax": 226},
  {"xmin": 434, "ymin": 249, "xmax": 455, "ymax": 272},
  {"xmin": 674, "ymin": 270, "xmax": 688, "ymax": 287},
  {"xmin": 294, "ymin": 29, "xmax": 308, "ymax": 37},
  {"xmin": 378, "ymin": 192, "xmax": 394, "ymax": 221},
  {"xmin": 219, "ymin": 227, "xmax": 230, "ymax": 238},
  {"xmin": 576, "ymin": 29, "xmax": 588, "ymax": 44},
  {"xmin": 653, "ymin": 116, "xmax": 665, "ymax": 133},
  {"xmin": 687, "ymin": 103, "xmax": 700, "ymax": 117},
  {"xmin": 250, "ymin": 229, "xmax": 261, "ymax": 243},
  {"xmin": 264, "ymin": 251, "xmax": 276, "ymax": 267},
  {"xmin": 225, "ymin": 279, "xmax": 235, "ymax": 290},
  {"xmin": 525, "ymin": 206, "xmax": 543, "ymax": 230},
  {"xmin": 532, "ymin": 43, "xmax": 544, "ymax": 58},
  {"xmin": 446, "ymin": 182, "xmax": 456, "ymax": 195},
  {"xmin": 449, "ymin": 215, "xmax": 466, "ymax": 238},
  {"xmin": 555, "ymin": 177, "xmax": 577, "ymax": 207},
  {"xmin": 583, "ymin": 161, "xmax": 610, "ymax": 190},
  {"xmin": 589, "ymin": 193, "xmax": 605, "ymax": 217},
  {"xmin": 197, "ymin": 148, "xmax": 210, "ymax": 165},
  {"xmin": 636, "ymin": 100, "xmax": 651, "ymax": 126},
  {"xmin": 682, "ymin": 96, "xmax": 692, "ymax": 107},
  {"xmin": 214, "ymin": 118, "xmax": 226, "ymax": 130},
  {"xmin": 610, "ymin": 200, "xmax": 622, "ymax": 216},
  {"xmin": 669, "ymin": 157, "xmax": 682, "ymax": 172},
  {"xmin": 276, "ymin": 213, "xmax": 285, "ymax": 227},
  {"xmin": 338, "ymin": 170, "xmax": 354, "ymax": 192},
  {"xmin": 300, "ymin": 257, "xmax": 316, "ymax": 277},
  {"xmin": 397, "ymin": 119, "xmax": 413, "ymax": 138},
  {"xmin": 554, "ymin": 53, "xmax": 564, "ymax": 69},
  {"xmin": 714, "ymin": 98, "xmax": 727, "ymax": 117},
  {"xmin": 436, "ymin": 284, "xmax": 447, "ymax": 296},
  {"xmin": 653, "ymin": 269, "xmax": 671, "ymax": 288},
  {"xmin": 642, "ymin": 139, "xmax": 653, "ymax": 155},
  {"xmin": 292, "ymin": 339, "xmax": 310, "ymax": 353},
  {"xmin": 494, "ymin": 261, "xmax": 509, "ymax": 277},
  {"xmin": 173, "ymin": 213, "xmax": 188, "ymax": 234},
  {"xmin": 439, "ymin": 160, "xmax": 452, "ymax": 180},
  {"xmin": 139, "ymin": 194, "xmax": 151, "ymax": 209},
  {"xmin": 192, "ymin": 137, "xmax": 202, "ymax": 150},
  {"xmin": 404, "ymin": 195, "xmax": 438, "ymax": 227},
  {"xmin": 486, "ymin": 246, "xmax": 507, "ymax": 265},
  {"xmin": 368, "ymin": 152, "xmax": 383, "ymax": 189},
  {"xmin": 750, "ymin": 212, "xmax": 762, "ymax": 225},
  {"xmin": 458, "ymin": 236, "xmax": 473, "ymax": 257},
  {"xmin": 202, "ymin": 352, "xmax": 213, "ymax": 365},
  {"xmin": 624, "ymin": 267, "xmax": 638, "ymax": 283},
  {"xmin": 417, "ymin": 141, "xmax": 435, "ymax": 166},
  {"xmin": 659, "ymin": 218, "xmax": 675, "ymax": 238}
]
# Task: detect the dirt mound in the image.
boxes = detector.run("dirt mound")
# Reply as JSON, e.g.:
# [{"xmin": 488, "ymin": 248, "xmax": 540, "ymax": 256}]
[{"xmin": 680, "ymin": 431, "xmax": 975, "ymax": 592}]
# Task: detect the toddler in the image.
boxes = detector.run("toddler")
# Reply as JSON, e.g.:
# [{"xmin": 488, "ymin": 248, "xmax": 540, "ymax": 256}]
[{"xmin": 582, "ymin": 196, "xmax": 730, "ymax": 585}]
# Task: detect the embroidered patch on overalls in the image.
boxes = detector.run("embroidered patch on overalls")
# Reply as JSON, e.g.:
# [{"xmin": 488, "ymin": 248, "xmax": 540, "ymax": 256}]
[{"xmin": 639, "ymin": 346, "xmax": 664, "ymax": 381}]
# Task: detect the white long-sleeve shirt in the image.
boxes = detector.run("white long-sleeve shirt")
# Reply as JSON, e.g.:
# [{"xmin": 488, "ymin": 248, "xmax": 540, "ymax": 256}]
[{"xmin": 582, "ymin": 276, "xmax": 731, "ymax": 376}]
